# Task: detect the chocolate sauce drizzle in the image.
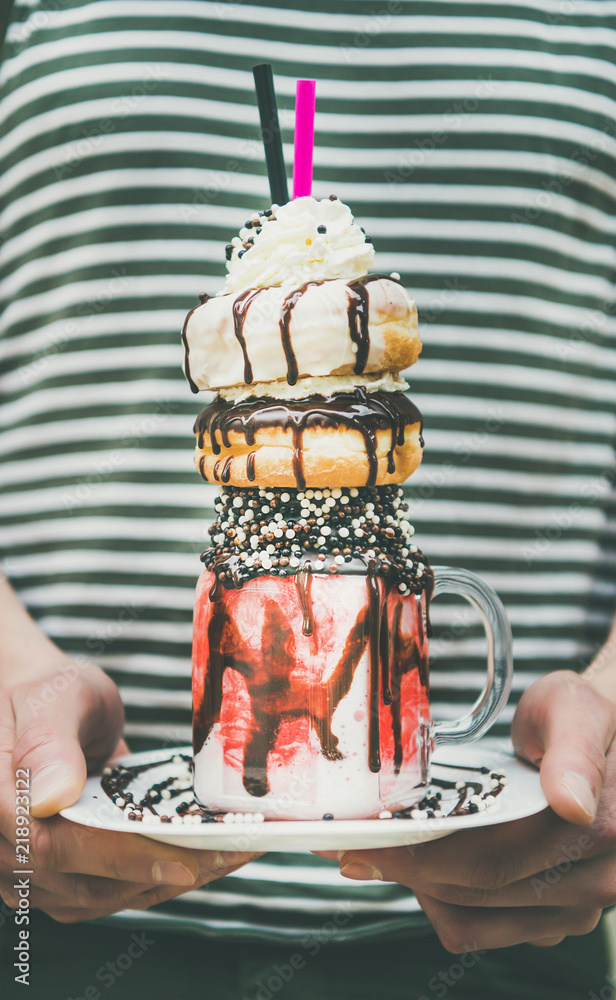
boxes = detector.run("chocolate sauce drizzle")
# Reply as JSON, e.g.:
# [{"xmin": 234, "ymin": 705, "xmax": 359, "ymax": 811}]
[
  {"xmin": 194, "ymin": 389, "xmax": 423, "ymax": 491},
  {"xmin": 232, "ymin": 288, "xmax": 260, "ymax": 384},
  {"xmin": 182, "ymin": 273, "xmax": 405, "ymax": 391},
  {"xmin": 181, "ymin": 303, "xmax": 203, "ymax": 394},
  {"xmin": 193, "ymin": 592, "xmax": 371, "ymax": 796},
  {"xmin": 279, "ymin": 282, "xmax": 321, "ymax": 385}
]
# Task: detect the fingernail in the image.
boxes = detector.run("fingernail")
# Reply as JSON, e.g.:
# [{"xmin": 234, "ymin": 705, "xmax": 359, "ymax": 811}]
[
  {"xmin": 340, "ymin": 862, "xmax": 382, "ymax": 881},
  {"xmin": 152, "ymin": 861, "xmax": 196, "ymax": 886},
  {"xmin": 562, "ymin": 771, "xmax": 596, "ymax": 821},
  {"xmin": 214, "ymin": 851, "xmax": 257, "ymax": 870},
  {"xmin": 30, "ymin": 764, "xmax": 74, "ymax": 810}
]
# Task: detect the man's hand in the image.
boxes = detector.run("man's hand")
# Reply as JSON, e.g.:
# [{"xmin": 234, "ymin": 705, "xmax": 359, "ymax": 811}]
[
  {"xmin": 332, "ymin": 671, "xmax": 616, "ymax": 951},
  {"xmin": 0, "ymin": 662, "xmax": 259, "ymax": 923}
]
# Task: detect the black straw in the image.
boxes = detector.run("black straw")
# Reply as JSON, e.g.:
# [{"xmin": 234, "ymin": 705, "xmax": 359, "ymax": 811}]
[{"xmin": 252, "ymin": 63, "xmax": 289, "ymax": 206}]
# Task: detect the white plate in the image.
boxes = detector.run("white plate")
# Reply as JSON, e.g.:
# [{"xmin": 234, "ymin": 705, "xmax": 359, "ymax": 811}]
[{"xmin": 61, "ymin": 743, "xmax": 547, "ymax": 852}]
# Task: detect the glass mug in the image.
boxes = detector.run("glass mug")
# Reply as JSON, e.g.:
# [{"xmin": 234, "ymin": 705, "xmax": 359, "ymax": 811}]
[{"xmin": 192, "ymin": 566, "xmax": 513, "ymax": 820}]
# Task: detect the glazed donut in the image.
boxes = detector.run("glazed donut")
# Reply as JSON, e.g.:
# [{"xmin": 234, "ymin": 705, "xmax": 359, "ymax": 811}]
[
  {"xmin": 194, "ymin": 389, "xmax": 424, "ymax": 490},
  {"xmin": 182, "ymin": 274, "xmax": 420, "ymax": 392}
]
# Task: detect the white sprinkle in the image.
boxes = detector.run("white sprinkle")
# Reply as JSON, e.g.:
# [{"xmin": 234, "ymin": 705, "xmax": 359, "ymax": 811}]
[
  {"xmin": 266, "ymin": 492, "xmax": 274, "ymax": 500},
  {"xmin": 239, "ymin": 227, "xmax": 250, "ymax": 239},
  {"xmin": 323, "ymin": 489, "xmax": 331, "ymax": 498},
  {"xmin": 250, "ymin": 536, "xmax": 259, "ymax": 549},
  {"xmin": 332, "ymin": 489, "xmax": 342, "ymax": 499},
  {"xmin": 306, "ymin": 490, "xmax": 314, "ymax": 499},
  {"xmin": 339, "ymin": 527, "xmax": 349, "ymax": 538},
  {"xmin": 262, "ymin": 505, "xmax": 270, "ymax": 514},
  {"xmin": 286, "ymin": 529, "xmax": 295, "ymax": 539},
  {"xmin": 315, "ymin": 561, "xmax": 325, "ymax": 571},
  {"xmin": 317, "ymin": 537, "xmax": 326, "ymax": 546},
  {"xmin": 274, "ymin": 529, "xmax": 284, "ymax": 539},
  {"xmin": 115, "ymin": 797, "xmax": 125, "ymax": 808},
  {"xmin": 161, "ymin": 789, "xmax": 172, "ymax": 800},
  {"xmin": 335, "ymin": 555, "xmax": 344, "ymax": 565},
  {"xmin": 281, "ymin": 492, "xmax": 290, "ymax": 502},
  {"xmin": 321, "ymin": 526, "xmax": 331, "ymax": 536},
  {"xmin": 222, "ymin": 812, "xmax": 235, "ymax": 824},
  {"xmin": 171, "ymin": 815, "xmax": 183, "ymax": 824},
  {"xmin": 355, "ymin": 528, "xmax": 364, "ymax": 537},
  {"xmin": 350, "ymin": 488, "xmax": 359, "ymax": 497},
  {"xmin": 254, "ymin": 813, "xmax": 265, "ymax": 823},
  {"xmin": 340, "ymin": 496, "xmax": 349, "ymax": 505},
  {"xmin": 103, "ymin": 766, "xmax": 112, "ymax": 776},
  {"xmin": 390, "ymin": 271, "xmax": 401, "ymax": 280},
  {"xmin": 469, "ymin": 795, "xmax": 482, "ymax": 805},
  {"xmin": 410, "ymin": 809, "xmax": 421, "ymax": 819},
  {"xmin": 314, "ymin": 491, "xmax": 323, "ymax": 500},
  {"xmin": 297, "ymin": 492, "xmax": 305, "ymax": 500},
  {"xmin": 233, "ymin": 497, "xmax": 243, "ymax": 507},
  {"xmin": 274, "ymin": 512, "xmax": 283, "ymax": 522},
  {"xmin": 289, "ymin": 557, "xmax": 300, "ymax": 568},
  {"xmin": 266, "ymin": 544, "xmax": 276, "ymax": 554},
  {"xmin": 379, "ymin": 810, "xmax": 393, "ymax": 820},
  {"xmin": 455, "ymin": 780, "xmax": 466, "ymax": 790},
  {"xmin": 316, "ymin": 517, "xmax": 325, "ymax": 525},
  {"xmin": 231, "ymin": 236, "xmax": 241, "ymax": 246}
]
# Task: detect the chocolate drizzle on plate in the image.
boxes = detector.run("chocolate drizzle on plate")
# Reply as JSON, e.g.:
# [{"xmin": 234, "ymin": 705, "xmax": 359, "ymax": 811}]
[
  {"xmin": 194, "ymin": 389, "xmax": 423, "ymax": 491},
  {"xmin": 100, "ymin": 755, "xmax": 507, "ymax": 823}
]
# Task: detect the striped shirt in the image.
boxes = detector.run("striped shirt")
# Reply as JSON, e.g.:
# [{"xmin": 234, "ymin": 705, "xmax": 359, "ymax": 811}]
[{"xmin": 1, "ymin": 0, "xmax": 615, "ymax": 942}]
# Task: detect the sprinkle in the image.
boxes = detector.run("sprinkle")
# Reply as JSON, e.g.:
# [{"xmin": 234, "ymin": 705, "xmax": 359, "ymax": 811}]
[
  {"xmin": 390, "ymin": 271, "xmax": 401, "ymax": 280},
  {"xmin": 379, "ymin": 810, "xmax": 392, "ymax": 819}
]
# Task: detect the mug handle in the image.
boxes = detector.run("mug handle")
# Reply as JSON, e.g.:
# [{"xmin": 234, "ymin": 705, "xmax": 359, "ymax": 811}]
[{"xmin": 430, "ymin": 566, "xmax": 513, "ymax": 746}]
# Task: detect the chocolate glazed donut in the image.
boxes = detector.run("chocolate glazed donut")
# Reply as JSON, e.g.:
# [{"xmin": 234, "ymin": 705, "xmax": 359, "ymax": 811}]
[{"xmin": 194, "ymin": 388, "xmax": 424, "ymax": 490}]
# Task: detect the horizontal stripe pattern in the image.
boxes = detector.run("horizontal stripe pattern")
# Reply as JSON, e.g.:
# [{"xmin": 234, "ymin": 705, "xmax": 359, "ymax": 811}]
[{"xmin": 1, "ymin": 0, "xmax": 615, "ymax": 942}]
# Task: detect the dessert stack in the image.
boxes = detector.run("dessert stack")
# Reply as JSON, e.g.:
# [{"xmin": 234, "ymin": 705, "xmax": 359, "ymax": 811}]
[{"xmin": 181, "ymin": 72, "xmax": 437, "ymax": 820}]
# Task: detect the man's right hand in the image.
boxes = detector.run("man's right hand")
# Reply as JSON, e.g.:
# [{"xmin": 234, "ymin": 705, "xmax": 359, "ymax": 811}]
[{"xmin": 0, "ymin": 662, "xmax": 258, "ymax": 923}]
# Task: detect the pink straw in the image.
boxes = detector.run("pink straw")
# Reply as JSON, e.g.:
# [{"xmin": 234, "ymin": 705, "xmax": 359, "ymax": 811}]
[{"xmin": 293, "ymin": 79, "xmax": 316, "ymax": 199}]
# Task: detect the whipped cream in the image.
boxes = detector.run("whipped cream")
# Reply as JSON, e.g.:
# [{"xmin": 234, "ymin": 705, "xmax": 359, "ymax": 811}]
[
  {"xmin": 218, "ymin": 372, "xmax": 408, "ymax": 404},
  {"xmin": 223, "ymin": 196, "xmax": 375, "ymax": 296}
]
